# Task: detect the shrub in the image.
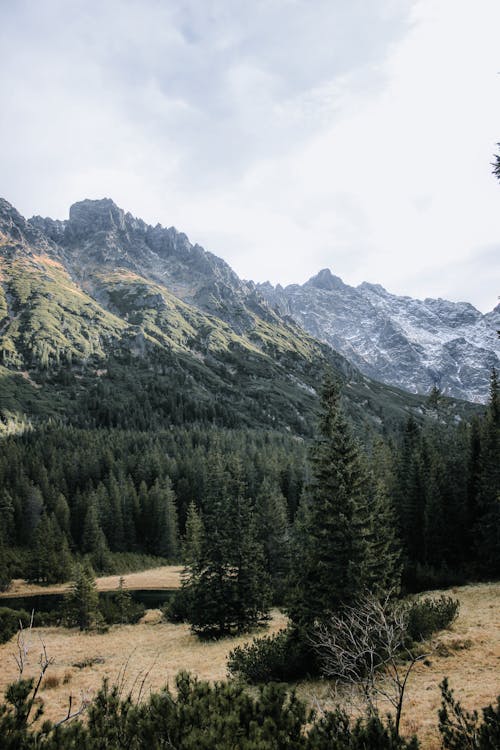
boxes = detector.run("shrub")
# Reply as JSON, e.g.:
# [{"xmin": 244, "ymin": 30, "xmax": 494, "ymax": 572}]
[
  {"xmin": 308, "ymin": 710, "xmax": 419, "ymax": 749},
  {"xmin": 406, "ymin": 595, "xmax": 459, "ymax": 642},
  {"xmin": 227, "ymin": 626, "xmax": 317, "ymax": 683},
  {"xmin": 162, "ymin": 586, "xmax": 193, "ymax": 623},
  {"xmin": 98, "ymin": 594, "xmax": 145, "ymax": 625},
  {"xmin": 438, "ymin": 678, "xmax": 500, "ymax": 749},
  {"xmin": 0, "ymin": 607, "xmax": 30, "ymax": 644},
  {"xmin": 42, "ymin": 675, "xmax": 60, "ymax": 690}
]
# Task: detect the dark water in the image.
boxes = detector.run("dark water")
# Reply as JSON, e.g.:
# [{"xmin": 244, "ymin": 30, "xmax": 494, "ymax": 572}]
[{"xmin": 0, "ymin": 588, "xmax": 175, "ymax": 613}]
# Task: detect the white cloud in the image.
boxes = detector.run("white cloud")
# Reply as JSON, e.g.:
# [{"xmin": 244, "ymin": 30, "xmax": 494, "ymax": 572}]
[{"xmin": 0, "ymin": 0, "xmax": 498, "ymax": 311}]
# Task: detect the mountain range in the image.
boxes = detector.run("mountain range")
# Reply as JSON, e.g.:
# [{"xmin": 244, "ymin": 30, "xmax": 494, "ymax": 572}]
[
  {"xmin": 258, "ymin": 270, "xmax": 499, "ymax": 403},
  {"xmin": 0, "ymin": 197, "xmax": 484, "ymax": 434}
]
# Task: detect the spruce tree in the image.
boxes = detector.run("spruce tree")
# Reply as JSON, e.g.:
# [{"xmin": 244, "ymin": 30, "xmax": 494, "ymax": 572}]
[
  {"xmin": 65, "ymin": 561, "xmax": 101, "ymax": 630},
  {"xmin": 475, "ymin": 368, "xmax": 500, "ymax": 575},
  {"xmin": 288, "ymin": 374, "xmax": 395, "ymax": 630},
  {"xmin": 82, "ymin": 500, "xmax": 111, "ymax": 572},
  {"xmin": 181, "ymin": 500, "xmax": 204, "ymax": 566},
  {"xmin": 153, "ymin": 478, "xmax": 179, "ymax": 559},
  {"xmin": 255, "ymin": 477, "xmax": 291, "ymax": 603},
  {"xmin": 186, "ymin": 453, "xmax": 269, "ymax": 638}
]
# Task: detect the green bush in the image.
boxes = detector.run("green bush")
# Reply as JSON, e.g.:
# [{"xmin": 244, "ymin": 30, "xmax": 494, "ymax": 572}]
[
  {"xmin": 406, "ymin": 595, "xmax": 459, "ymax": 641},
  {"xmin": 308, "ymin": 709, "xmax": 419, "ymax": 749},
  {"xmin": 162, "ymin": 586, "xmax": 194, "ymax": 623},
  {"xmin": 227, "ymin": 626, "xmax": 318, "ymax": 683},
  {"xmin": 98, "ymin": 594, "xmax": 145, "ymax": 625},
  {"xmin": 0, "ymin": 607, "xmax": 30, "ymax": 644},
  {"xmin": 0, "ymin": 669, "xmax": 420, "ymax": 749},
  {"xmin": 438, "ymin": 678, "xmax": 500, "ymax": 749}
]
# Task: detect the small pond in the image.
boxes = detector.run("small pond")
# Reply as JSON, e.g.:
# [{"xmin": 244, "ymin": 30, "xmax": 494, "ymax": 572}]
[{"xmin": 0, "ymin": 588, "xmax": 176, "ymax": 613}]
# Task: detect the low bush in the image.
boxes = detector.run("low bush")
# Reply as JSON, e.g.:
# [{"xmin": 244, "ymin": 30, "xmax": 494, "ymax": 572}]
[
  {"xmin": 439, "ymin": 678, "xmax": 500, "ymax": 749},
  {"xmin": 228, "ymin": 626, "xmax": 318, "ymax": 683},
  {"xmin": 162, "ymin": 586, "xmax": 193, "ymax": 623},
  {"xmin": 406, "ymin": 595, "xmax": 459, "ymax": 641},
  {"xmin": 0, "ymin": 669, "xmax": 421, "ymax": 749},
  {"xmin": 0, "ymin": 607, "xmax": 30, "ymax": 644}
]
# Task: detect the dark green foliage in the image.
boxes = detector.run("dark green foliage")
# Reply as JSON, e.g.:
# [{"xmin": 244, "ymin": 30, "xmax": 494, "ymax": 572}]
[
  {"xmin": 184, "ymin": 454, "xmax": 271, "ymax": 638},
  {"xmin": 0, "ymin": 607, "xmax": 30, "ymax": 644},
  {"xmin": 255, "ymin": 477, "xmax": 292, "ymax": 603},
  {"xmin": 227, "ymin": 626, "xmax": 313, "ymax": 683},
  {"xmin": 288, "ymin": 374, "xmax": 401, "ymax": 630},
  {"xmin": 0, "ymin": 537, "xmax": 11, "ymax": 591},
  {"xmin": 0, "ymin": 668, "xmax": 422, "ymax": 749},
  {"xmin": 307, "ymin": 710, "xmax": 419, "ymax": 749},
  {"xmin": 438, "ymin": 678, "xmax": 500, "ymax": 750},
  {"xmin": 163, "ymin": 585, "xmax": 194, "ymax": 623},
  {"xmin": 228, "ymin": 630, "xmax": 292, "ymax": 683},
  {"xmin": 474, "ymin": 369, "xmax": 500, "ymax": 577},
  {"xmin": 98, "ymin": 577, "xmax": 146, "ymax": 625},
  {"xmin": 0, "ymin": 425, "xmax": 305, "ymax": 578},
  {"xmin": 406, "ymin": 595, "xmax": 460, "ymax": 642},
  {"xmin": 64, "ymin": 562, "xmax": 101, "ymax": 630},
  {"xmin": 26, "ymin": 513, "xmax": 73, "ymax": 584}
]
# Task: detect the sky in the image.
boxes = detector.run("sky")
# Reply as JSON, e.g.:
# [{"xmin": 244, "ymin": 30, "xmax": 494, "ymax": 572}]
[{"xmin": 1, "ymin": 0, "xmax": 499, "ymax": 312}]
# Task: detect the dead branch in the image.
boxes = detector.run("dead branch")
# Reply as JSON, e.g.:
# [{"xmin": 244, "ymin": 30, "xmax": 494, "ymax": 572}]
[{"xmin": 312, "ymin": 592, "xmax": 427, "ymax": 736}]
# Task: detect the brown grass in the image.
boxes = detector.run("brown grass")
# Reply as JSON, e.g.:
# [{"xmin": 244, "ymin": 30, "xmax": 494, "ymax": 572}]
[
  {"xmin": 0, "ymin": 565, "xmax": 183, "ymax": 598},
  {"xmin": 0, "ymin": 582, "xmax": 497, "ymax": 748},
  {"xmin": 0, "ymin": 609, "xmax": 287, "ymax": 724},
  {"xmin": 299, "ymin": 582, "xmax": 500, "ymax": 749}
]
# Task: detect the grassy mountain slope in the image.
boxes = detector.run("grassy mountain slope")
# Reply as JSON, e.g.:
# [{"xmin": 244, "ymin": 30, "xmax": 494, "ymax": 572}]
[{"xmin": 0, "ymin": 198, "xmax": 481, "ymax": 435}]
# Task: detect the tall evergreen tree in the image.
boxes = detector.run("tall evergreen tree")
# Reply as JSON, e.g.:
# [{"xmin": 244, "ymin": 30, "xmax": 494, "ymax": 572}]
[
  {"xmin": 27, "ymin": 513, "xmax": 73, "ymax": 584},
  {"xmin": 82, "ymin": 500, "xmax": 111, "ymax": 572},
  {"xmin": 475, "ymin": 368, "xmax": 500, "ymax": 575},
  {"xmin": 288, "ymin": 374, "xmax": 396, "ymax": 629},
  {"xmin": 255, "ymin": 477, "xmax": 291, "ymax": 603},
  {"xmin": 181, "ymin": 500, "xmax": 204, "ymax": 566},
  {"xmin": 153, "ymin": 478, "xmax": 180, "ymax": 559},
  {"xmin": 186, "ymin": 454, "xmax": 269, "ymax": 638}
]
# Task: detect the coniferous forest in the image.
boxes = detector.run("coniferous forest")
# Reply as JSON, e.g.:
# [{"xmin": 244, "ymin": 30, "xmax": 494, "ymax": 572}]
[{"xmin": 0, "ymin": 371, "xmax": 498, "ymax": 594}]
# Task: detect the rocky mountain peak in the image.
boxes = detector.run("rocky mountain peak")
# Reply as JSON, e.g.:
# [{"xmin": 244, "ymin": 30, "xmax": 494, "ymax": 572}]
[
  {"xmin": 0, "ymin": 197, "xmax": 29, "ymax": 239},
  {"xmin": 307, "ymin": 268, "xmax": 345, "ymax": 292},
  {"xmin": 68, "ymin": 198, "xmax": 126, "ymax": 236}
]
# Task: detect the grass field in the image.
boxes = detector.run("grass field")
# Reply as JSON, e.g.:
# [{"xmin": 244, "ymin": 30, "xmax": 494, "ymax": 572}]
[{"xmin": 0, "ymin": 580, "xmax": 498, "ymax": 748}]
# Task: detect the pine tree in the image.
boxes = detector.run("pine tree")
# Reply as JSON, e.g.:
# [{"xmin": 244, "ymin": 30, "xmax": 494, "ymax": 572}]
[
  {"xmin": 186, "ymin": 453, "xmax": 270, "ymax": 638},
  {"xmin": 115, "ymin": 576, "xmax": 134, "ymax": 624},
  {"xmin": 65, "ymin": 561, "xmax": 101, "ymax": 630},
  {"xmin": 181, "ymin": 500, "xmax": 204, "ymax": 566},
  {"xmin": 82, "ymin": 500, "xmax": 111, "ymax": 572},
  {"xmin": 153, "ymin": 478, "xmax": 179, "ymax": 559},
  {"xmin": 27, "ymin": 513, "xmax": 73, "ymax": 584},
  {"xmin": 255, "ymin": 477, "xmax": 291, "ymax": 603},
  {"xmin": 366, "ymin": 479, "xmax": 401, "ymax": 596},
  {"xmin": 288, "ymin": 374, "xmax": 394, "ymax": 629},
  {"xmin": 475, "ymin": 368, "xmax": 500, "ymax": 575}
]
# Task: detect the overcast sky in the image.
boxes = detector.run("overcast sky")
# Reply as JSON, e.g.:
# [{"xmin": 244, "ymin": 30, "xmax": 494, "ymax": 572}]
[{"xmin": 1, "ymin": 0, "xmax": 499, "ymax": 312}]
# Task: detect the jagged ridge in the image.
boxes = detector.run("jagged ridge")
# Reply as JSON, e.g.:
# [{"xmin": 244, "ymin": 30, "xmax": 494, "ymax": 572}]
[{"xmin": 258, "ymin": 269, "xmax": 499, "ymax": 403}]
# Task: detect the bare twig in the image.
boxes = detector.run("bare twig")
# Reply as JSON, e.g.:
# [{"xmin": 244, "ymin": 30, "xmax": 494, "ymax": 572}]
[{"xmin": 312, "ymin": 591, "xmax": 427, "ymax": 736}]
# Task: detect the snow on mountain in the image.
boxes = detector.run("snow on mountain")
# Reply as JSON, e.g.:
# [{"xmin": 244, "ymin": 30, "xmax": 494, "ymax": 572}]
[{"xmin": 258, "ymin": 270, "xmax": 499, "ymax": 403}]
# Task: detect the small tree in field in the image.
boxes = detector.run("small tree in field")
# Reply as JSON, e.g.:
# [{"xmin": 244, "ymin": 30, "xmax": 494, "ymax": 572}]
[{"xmin": 65, "ymin": 562, "xmax": 101, "ymax": 631}]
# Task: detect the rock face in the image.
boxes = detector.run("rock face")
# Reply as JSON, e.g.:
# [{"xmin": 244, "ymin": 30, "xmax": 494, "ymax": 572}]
[
  {"xmin": 30, "ymin": 198, "xmax": 265, "ymax": 334},
  {"xmin": 258, "ymin": 269, "xmax": 499, "ymax": 403}
]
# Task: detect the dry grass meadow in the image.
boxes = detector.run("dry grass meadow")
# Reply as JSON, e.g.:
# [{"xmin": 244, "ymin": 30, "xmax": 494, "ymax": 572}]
[{"xmin": 0, "ymin": 578, "xmax": 498, "ymax": 748}]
